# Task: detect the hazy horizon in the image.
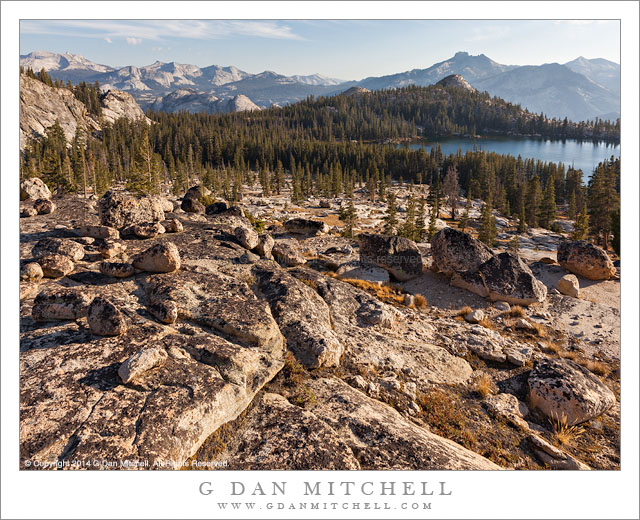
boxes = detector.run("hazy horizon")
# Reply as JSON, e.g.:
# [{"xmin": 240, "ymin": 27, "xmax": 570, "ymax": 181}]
[{"xmin": 20, "ymin": 20, "xmax": 620, "ymax": 80}]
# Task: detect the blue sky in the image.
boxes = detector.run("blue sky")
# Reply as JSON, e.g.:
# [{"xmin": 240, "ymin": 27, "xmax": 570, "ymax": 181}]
[{"xmin": 20, "ymin": 20, "xmax": 620, "ymax": 80}]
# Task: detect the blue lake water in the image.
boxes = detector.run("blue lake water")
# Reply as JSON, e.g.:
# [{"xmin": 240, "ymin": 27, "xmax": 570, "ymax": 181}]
[{"xmin": 400, "ymin": 137, "xmax": 620, "ymax": 177}]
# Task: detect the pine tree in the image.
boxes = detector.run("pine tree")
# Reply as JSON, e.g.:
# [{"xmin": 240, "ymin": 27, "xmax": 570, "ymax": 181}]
[
  {"xmin": 383, "ymin": 192, "xmax": 398, "ymax": 235},
  {"xmin": 539, "ymin": 177, "xmax": 557, "ymax": 229},
  {"xmin": 398, "ymin": 195, "xmax": 417, "ymax": 240},
  {"xmin": 427, "ymin": 202, "xmax": 438, "ymax": 242},
  {"xmin": 525, "ymin": 176, "xmax": 542, "ymax": 228},
  {"xmin": 610, "ymin": 208, "xmax": 620, "ymax": 256},
  {"xmin": 478, "ymin": 202, "xmax": 497, "ymax": 247},
  {"xmin": 414, "ymin": 197, "xmax": 427, "ymax": 241},
  {"xmin": 568, "ymin": 190, "xmax": 577, "ymax": 221},
  {"xmin": 339, "ymin": 198, "xmax": 357, "ymax": 238},
  {"xmin": 459, "ymin": 188, "xmax": 472, "ymax": 232},
  {"xmin": 517, "ymin": 197, "xmax": 527, "ymax": 233},
  {"xmin": 572, "ymin": 202, "xmax": 590, "ymax": 240},
  {"xmin": 274, "ymin": 160, "xmax": 285, "ymax": 195},
  {"xmin": 588, "ymin": 157, "xmax": 619, "ymax": 249},
  {"xmin": 443, "ymin": 165, "xmax": 460, "ymax": 220},
  {"xmin": 508, "ymin": 235, "xmax": 521, "ymax": 253}
]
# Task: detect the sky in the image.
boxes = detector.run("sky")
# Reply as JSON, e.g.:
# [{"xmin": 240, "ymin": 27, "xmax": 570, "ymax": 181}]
[{"xmin": 20, "ymin": 19, "xmax": 620, "ymax": 80}]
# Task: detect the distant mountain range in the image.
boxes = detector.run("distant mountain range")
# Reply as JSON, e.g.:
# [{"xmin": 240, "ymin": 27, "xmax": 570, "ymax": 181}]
[{"xmin": 20, "ymin": 50, "xmax": 620, "ymax": 121}]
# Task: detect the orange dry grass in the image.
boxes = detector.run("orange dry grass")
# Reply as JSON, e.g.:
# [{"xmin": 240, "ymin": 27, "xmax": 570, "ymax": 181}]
[
  {"xmin": 530, "ymin": 322, "xmax": 548, "ymax": 338},
  {"xmin": 456, "ymin": 306, "xmax": 473, "ymax": 317},
  {"xmin": 550, "ymin": 411, "xmax": 585, "ymax": 447},
  {"xmin": 478, "ymin": 316, "xmax": 496, "ymax": 330},
  {"xmin": 329, "ymin": 275, "xmax": 405, "ymax": 304},
  {"xmin": 474, "ymin": 373, "xmax": 493, "ymax": 397},
  {"xmin": 509, "ymin": 305, "xmax": 526, "ymax": 318},
  {"xmin": 580, "ymin": 359, "xmax": 610, "ymax": 377}
]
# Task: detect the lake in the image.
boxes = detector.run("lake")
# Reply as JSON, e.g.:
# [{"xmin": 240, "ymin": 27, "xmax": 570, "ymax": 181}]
[{"xmin": 400, "ymin": 137, "xmax": 620, "ymax": 178}]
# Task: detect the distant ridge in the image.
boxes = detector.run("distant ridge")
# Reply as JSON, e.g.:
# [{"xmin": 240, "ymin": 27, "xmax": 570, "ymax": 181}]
[{"xmin": 20, "ymin": 50, "xmax": 620, "ymax": 121}]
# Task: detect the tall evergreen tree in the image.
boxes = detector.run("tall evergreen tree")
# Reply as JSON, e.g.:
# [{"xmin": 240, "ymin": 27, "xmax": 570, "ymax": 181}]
[
  {"xmin": 539, "ymin": 177, "xmax": 557, "ymax": 229},
  {"xmin": 478, "ymin": 201, "xmax": 497, "ymax": 247},
  {"xmin": 383, "ymin": 192, "xmax": 398, "ymax": 235},
  {"xmin": 572, "ymin": 202, "xmax": 590, "ymax": 240},
  {"xmin": 443, "ymin": 164, "xmax": 460, "ymax": 220}
]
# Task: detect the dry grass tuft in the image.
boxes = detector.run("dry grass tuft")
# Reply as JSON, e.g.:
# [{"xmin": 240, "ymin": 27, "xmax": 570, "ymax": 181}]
[
  {"xmin": 580, "ymin": 359, "xmax": 610, "ymax": 377},
  {"xmin": 414, "ymin": 294, "xmax": 427, "ymax": 308},
  {"xmin": 560, "ymin": 350, "xmax": 579, "ymax": 361},
  {"xmin": 509, "ymin": 305, "xmax": 526, "ymax": 318},
  {"xmin": 550, "ymin": 411, "xmax": 585, "ymax": 447},
  {"xmin": 530, "ymin": 322, "xmax": 548, "ymax": 338},
  {"xmin": 474, "ymin": 373, "xmax": 493, "ymax": 397},
  {"xmin": 337, "ymin": 277, "xmax": 405, "ymax": 304},
  {"xmin": 478, "ymin": 316, "xmax": 496, "ymax": 330},
  {"xmin": 299, "ymin": 277, "xmax": 318, "ymax": 291},
  {"xmin": 417, "ymin": 390, "xmax": 469, "ymax": 442},
  {"xmin": 545, "ymin": 341, "xmax": 562, "ymax": 354},
  {"xmin": 456, "ymin": 305, "xmax": 473, "ymax": 317}
]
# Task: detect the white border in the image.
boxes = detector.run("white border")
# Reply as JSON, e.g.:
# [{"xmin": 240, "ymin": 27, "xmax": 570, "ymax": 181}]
[{"xmin": 2, "ymin": 2, "xmax": 638, "ymax": 519}]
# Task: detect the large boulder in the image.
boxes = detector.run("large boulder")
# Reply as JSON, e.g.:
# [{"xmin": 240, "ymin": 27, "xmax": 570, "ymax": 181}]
[
  {"xmin": 557, "ymin": 240, "xmax": 616, "ymax": 280},
  {"xmin": 205, "ymin": 392, "xmax": 361, "ymax": 470},
  {"xmin": 118, "ymin": 347, "xmax": 168, "ymax": 384},
  {"xmin": 145, "ymin": 268, "xmax": 282, "ymax": 350},
  {"xmin": 163, "ymin": 219, "xmax": 183, "ymax": 233},
  {"xmin": 99, "ymin": 261, "xmax": 136, "ymax": 278},
  {"xmin": 335, "ymin": 260, "xmax": 390, "ymax": 285},
  {"xmin": 32, "ymin": 288, "xmax": 92, "ymax": 321},
  {"xmin": 20, "ymin": 177, "xmax": 51, "ymax": 201},
  {"xmin": 77, "ymin": 225, "xmax": 120, "ymax": 240},
  {"xmin": 234, "ymin": 226, "xmax": 259, "ymax": 250},
  {"xmin": 87, "ymin": 297, "xmax": 127, "ymax": 336},
  {"xmin": 121, "ymin": 222, "xmax": 165, "ymax": 239},
  {"xmin": 98, "ymin": 190, "xmax": 165, "ymax": 229},
  {"xmin": 20, "ymin": 262, "xmax": 44, "ymax": 283},
  {"xmin": 477, "ymin": 252, "xmax": 547, "ymax": 305},
  {"xmin": 306, "ymin": 378, "xmax": 501, "ymax": 469},
  {"xmin": 557, "ymin": 274, "xmax": 580, "ymax": 298},
  {"xmin": 284, "ymin": 218, "xmax": 329, "ymax": 236},
  {"xmin": 205, "ymin": 201, "xmax": 228, "ymax": 215},
  {"xmin": 358, "ymin": 233, "xmax": 424, "ymax": 281},
  {"xmin": 528, "ymin": 358, "xmax": 616, "ymax": 425},
  {"xmin": 253, "ymin": 264, "xmax": 344, "ymax": 368},
  {"xmin": 431, "ymin": 227, "xmax": 494, "ymax": 275},
  {"xmin": 272, "ymin": 239, "xmax": 307, "ymax": 267},
  {"xmin": 132, "ymin": 242, "xmax": 181, "ymax": 273},
  {"xmin": 37, "ymin": 254, "xmax": 74, "ymax": 278},
  {"xmin": 181, "ymin": 197, "xmax": 205, "ymax": 214},
  {"xmin": 183, "ymin": 185, "xmax": 211, "ymax": 201},
  {"xmin": 34, "ymin": 199, "xmax": 55, "ymax": 215},
  {"xmin": 32, "ymin": 238, "xmax": 85, "ymax": 262},
  {"xmin": 254, "ymin": 234, "xmax": 274, "ymax": 259},
  {"xmin": 98, "ymin": 239, "xmax": 127, "ymax": 259}
]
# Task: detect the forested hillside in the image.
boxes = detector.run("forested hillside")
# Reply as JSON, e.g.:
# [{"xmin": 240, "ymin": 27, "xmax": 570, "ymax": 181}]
[{"xmin": 20, "ymin": 73, "xmax": 620, "ymax": 248}]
